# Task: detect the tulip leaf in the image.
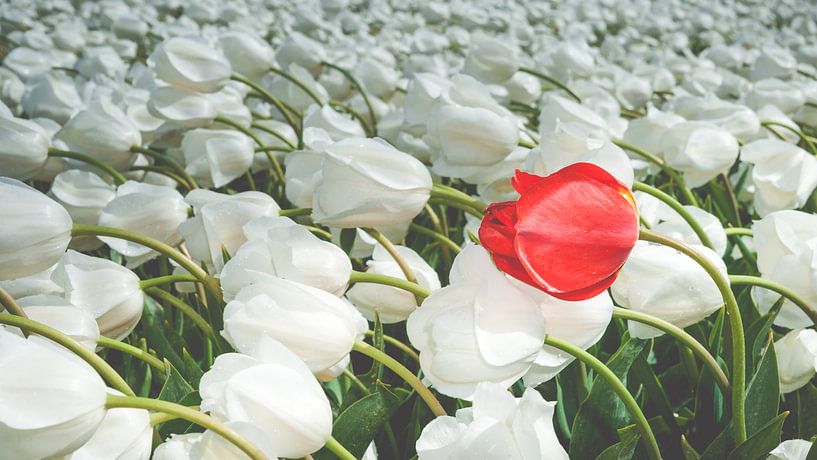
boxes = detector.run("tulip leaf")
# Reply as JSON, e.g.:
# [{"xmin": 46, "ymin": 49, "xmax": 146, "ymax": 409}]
[
  {"xmin": 681, "ymin": 435, "xmax": 702, "ymax": 460},
  {"xmin": 746, "ymin": 296, "xmax": 784, "ymax": 370},
  {"xmin": 360, "ymin": 313, "xmax": 385, "ymax": 388},
  {"xmin": 726, "ymin": 412, "xmax": 788, "ymax": 460},
  {"xmin": 595, "ymin": 424, "xmax": 640, "ymax": 460},
  {"xmin": 157, "ymin": 360, "xmax": 196, "ymax": 403},
  {"xmin": 632, "ymin": 351, "xmax": 681, "ymax": 442},
  {"xmin": 340, "ymin": 227, "xmax": 357, "ymax": 254},
  {"xmin": 569, "ymin": 337, "xmax": 647, "ymax": 459},
  {"xmin": 795, "ymin": 384, "xmax": 817, "ymax": 439},
  {"xmin": 807, "ymin": 441, "xmax": 817, "ymax": 460},
  {"xmin": 314, "ymin": 381, "xmax": 402, "ymax": 459},
  {"xmin": 745, "ymin": 337, "xmax": 779, "ymax": 437}
]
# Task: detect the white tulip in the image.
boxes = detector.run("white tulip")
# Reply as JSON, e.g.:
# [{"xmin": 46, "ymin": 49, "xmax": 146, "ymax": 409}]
[
  {"xmin": 148, "ymin": 86, "xmax": 217, "ymax": 129},
  {"xmin": 0, "ymin": 177, "xmax": 72, "ymax": 280},
  {"xmin": 75, "ymin": 46, "xmax": 126, "ymax": 80},
  {"xmin": 177, "ymin": 190, "xmax": 280, "ymax": 272},
  {"xmin": 347, "ymin": 243, "xmax": 441, "ymax": 323},
  {"xmin": 462, "ymin": 34, "xmax": 519, "ymax": 84},
  {"xmin": 746, "ymin": 79, "xmax": 805, "ymax": 114},
  {"xmin": 64, "ymin": 390, "xmax": 151, "ymax": 460},
  {"xmin": 180, "ymin": 129, "xmax": 254, "ymax": 188},
  {"xmin": 222, "ymin": 276, "xmax": 365, "ymax": 374},
  {"xmin": 750, "ymin": 47, "xmax": 796, "ymax": 81},
  {"xmin": 14, "ymin": 295, "xmax": 99, "ymax": 352},
  {"xmin": 303, "ymin": 105, "xmax": 366, "ymax": 141},
  {"xmin": 768, "ymin": 439, "xmax": 814, "ymax": 460},
  {"xmin": 403, "ymin": 73, "xmax": 452, "ymax": 130},
  {"xmin": 48, "ymin": 170, "xmax": 116, "ymax": 251},
  {"xmin": 219, "ymin": 32, "xmax": 275, "ymax": 82},
  {"xmin": 207, "ymin": 86, "xmax": 253, "ymax": 128},
  {"xmin": 612, "ymin": 241, "xmax": 727, "ymax": 339},
  {"xmin": 220, "ymin": 216, "xmax": 351, "ymax": 300},
  {"xmin": 283, "ymin": 127, "xmax": 333, "ymax": 207},
  {"xmin": 622, "ymin": 108, "xmax": 684, "ymax": 162},
  {"xmin": 354, "ymin": 57, "xmax": 399, "ymax": 97},
  {"xmin": 266, "ymin": 64, "xmax": 328, "ymax": 112},
  {"xmin": 51, "ymin": 250, "xmax": 143, "ymax": 340},
  {"xmin": 0, "ymin": 116, "xmax": 50, "ymax": 179},
  {"xmin": 311, "ymin": 137, "xmax": 432, "ymax": 228},
  {"xmin": 98, "ymin": 181, "xmax": 189, "ymax": 266},
  {"xmin": 752, "ymin": 211, "xmax": 817, "ymax": 328},
  {"xmin": 416, "ymin": 382, "xmax": 568, "ymax": 459},
  {"xmin": 407, "ymin": 245, "xmax": 546, "ymax": 399},
  {"xmin": 200, "ymin": 338, "xmax": 333, "ymax": 458},
  {"xmin": 275, "ymin": 32, "xmax": 326, "ymax": 77},
  {"xmin": 153, "ymin": 422, "xmax": 276, "ymax": 460},
  {"xmin": 0, "ymin": 329, "xmax": 107, "ymax": 459},
  {"xmin": 21, "ymin": 72, "xmax": 82, "ymax": 123},
  {"xmin": 775, "ymin": 329, "xmax": 817, "ymax": 394},
  {"xmin": 635, "ymin": 192, "xmax": 728, "ymax": 256},
  {"xmin": 741, "ymin": 139, "xmax": 817, "ymax": 216},
  {"xmin": 3, "ymin": 47, "xmax": 51, "ymax": 79},
  {"xmin": 660, "ymin": 121, "xmax": 739, "ymax": 188},
  {"xmin": 538, "ymin": 94, "xmax": 609, "ymax": 136},
  {"xmin": 149, "ymin": 37, "xmax": 231, "ymax": 93}
]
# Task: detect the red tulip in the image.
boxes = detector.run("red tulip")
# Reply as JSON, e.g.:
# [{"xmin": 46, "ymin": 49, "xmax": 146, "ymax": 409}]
[{"xmin": 478, "ymin": 163, "xmax": 638, "ymax": 301}]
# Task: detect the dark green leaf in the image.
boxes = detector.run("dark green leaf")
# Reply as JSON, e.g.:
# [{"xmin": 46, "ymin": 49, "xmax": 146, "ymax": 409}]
[
  {"xmin": 157, "ymin": 361, "xmax": 195, "ymax": 403},
  {"xmin": 726, "ymin": 412, "xmax": 788, "ymax": 460},
  {"xmin": 796, "ymin": 384, "xmax": 817, "ymax": 439},
  {"xmin": 595, "ymin": 424, "xmax": 640, "ymax": 460},
  {"xmin": 745, "ymin": 338, "xmax": 779, "ymax": 437},
  {"xmin": 747, "ymin": 296, "xmax": 784, "ymax": 370},
  {"xmin": 340, "ymin": 228, "xmax": 357, "ymax": 254},
  {"xmin": 681, "ymin": 436, "xmax": 701, "ymax": 460},
  {"xmin": 806, "ymin": 440, "xmax": 817, "ymax": 460}
]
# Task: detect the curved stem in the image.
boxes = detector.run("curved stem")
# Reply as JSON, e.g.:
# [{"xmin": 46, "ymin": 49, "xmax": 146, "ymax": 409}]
[
  {"xmin": 250, "ymin": 123, "xmax": 296, "ymax": 149},
  {"xmin": 429, "ymin": 184, "xmax": 486, "ymax": 217},
  {"xmin": 633, "ymin": 182, "xmax": 715, "ymax": 250},
  {"xmin": 613, "ymin": 140, "xmax": 699, "ymax": 206},
  {"xmin": 215, "ymin": 116, "xmax": 286, "ymax": 189},
  {"xmin": 718, "ymin": 173, "xmax": 742, "ymax": 226},
  {"xmin": 231, "ymin": 72, "xmax": 300, "ymax": 134},
  {"xmin": 328, "ymin": 100, "xmax": 373, "ymax": 137},
  {"xmin": 0, "ymin": 286, "xmax": 28, "ymax": 320},
  {"xmin": 105, "ymin": 395, "xmax": 266, "ymax": 460},
  {"xmin": 70, "ymin": 224, "xmax": 223, "ymax": 304},
  {"xmin": 324, "ymin": 436, "xmax": 357, "ymax": 460},
  {"xmin": 145, "ymin": 288, "xmax": 218, "ymax": 342},
  {"xmin": 544, "ymin": 335, "xmax": 661, "ymax": 460},
  {"xmin": 518, "ymin": 139, "xmax": 537, "ymax": 149},
  {"xmin": 639, "ymin": 229, "xmax": 746, "ymax": 444},
  {"xmin": 97, "ymin": 336, "xmax": 167, "ymax": 372},
  {"xmin": 761, "ymin": 121, "xmax": 817, "ymax": 155},
  {"xmin": 363, "ymin": 228, "xmax": 418, "ymax": 285},
  {"xmin": 365, "ymin": 330, "xmax": 421, "ymax": 364},
  {"xmin": 729, "ymin": 275, "xmax": 817, "ymax": 326},
  {"xmin": 612, "ymin": 307, "xmax": 729, "ymax": 394},
  {"xmin": 0, "ymin": 313, "xmax": 134, "ymax": 396},
  {"xmin": 269, "ymin": 66, "xmax": 324, "ymax": 106},
  {"xmin": 130, "ymin": 145, "xmax": 198, "ymax": 189},
  {"xmin": 349, "ymin": 271, "xmax": 431, "ymax": 299},
  {"xmin": 322, "ymin": 61, "xmax": 378, "ymax": 136},
  {"xmin": 724, "ymin": 227, "xmax": 753, "ymax": 237},
  {"xmin": 352, "ymin": 340, "xmax": 446, "ymax": 416},
  {"xmin": 518, "ymin": 67, "xmax": 582, "ymax": 103},
  {"xmin": 139, "ymin": 273, "xmax": 198, "ymax": 290},
  {"xmin": 410, "ymin": 223, "xmax": 461, "ymax": 254},
  {"xmin": 279, "ymin": 207, "xmax": 312, "ymax": 217},
  {"xmin": 47, "ymin": 148, "xmax": 127, "ymax": 185},
  {"xmin": 423, "ymin": 204, "xmax": 453, "ymax": 265}
]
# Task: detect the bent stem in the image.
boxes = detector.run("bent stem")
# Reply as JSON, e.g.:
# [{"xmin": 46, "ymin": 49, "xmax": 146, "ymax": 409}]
[
  {"xmin": 105, "ymin": 395, "xmax": 266, "ymax": 460},
  {"xmin": 139, "ymin": 273, "xmax": 198, "ymax": 290},
  {"xmin": 612, "ymin": 307, "xmax": 729, "ymax": 394},
  {"xmin": 612, "ymin": 140, "xmax": 699, "ymax": 206},
  {"xmin": 518, "ymin": 67, "xmax": 582, "ymax": 103},
  {"xmin": 429, "ymin": 184, "xmax": 486, "ymax": 217},
  {"xmin": 0, "ymin": 286, "xmax": 29, "ymax": 321},
  {"xmin": 215, "ymin": 115, "xmax": 286, "ymax": 189},
  {"xmin": 353, "ymin": 340, "xmax": 446, "ymax": 416},
  {"xmin": 544, "ymin": 334, "xmax": 661, "ymax": 460},
  {"xmin": 322, "ymin": 61, "xmax": 377, "ymax": 136},
  {"xmin": 0, "ymin": 313, "xmax": 134, "ymax": 396},
  {"xmin": 146, "ymin": 287, "xmax": 218, "ymax": 342},
  {"xmin": 633, "ymin": 181, "xmax": 714, "ymax": 250},
  {"xmin": 70, "ymin": 224, "xmax": 223, "ymax": 304},
  {"xmin": 409, "ymin": 223, "xmax": 461, "ymax": 254},
  {"xmin": 363, "ymin": 227, "xmax": 419, "ymax": 287},
  {"xmin": 231, "ymin": 72, "xmax": 300, "ymax": 134},
  {"xmin": 97, "ymin": 336, "xmax": 167, "ymax": 373},
  {"xmin": 324, "ymin": 436, "xmax": 357, "ymax": 460},
  {"xmin": 269, "ymin": 66, "xmax": 325, "ymax": 106},
  {"xmin": 724, "ymin": 227, "xmax": 753, "ymax": 237},
  {"xmin": 130, "ymin": 145, "xmax": 198, "ymax": 189},
  {"xmin": 639, "ymin": 229, "xmax": 746, "ymax": 444},
  {"xmin": 365, "ymin": 330, "xmax": 421, "ymax": 364},
  {"xmin": 349, "ymin": 271, "xmax": 432, "ymax": 299},
  {"xmin": 251, "ymin": 122, "xmax": 296, "ymax": 149},
  {"xmin": 761, "ymin": 120, "xmax": 817, "ymax": 155},
  {"xmin": 47, "ymin": 148, "xmax": 127, "ymax": 185},
  {"xmin": 729, "ymin": 275, "xmax": 817, "ymax": 327}
]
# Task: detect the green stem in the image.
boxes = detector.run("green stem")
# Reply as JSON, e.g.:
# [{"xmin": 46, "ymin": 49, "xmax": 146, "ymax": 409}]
[
  {"xmin": 363, "ymin": 228, "xmax": 418, "ymax": 285},
  {"xmin": 349, "ymin": 271, "xmax": 432, "ymax": 299},
  {"xmin": 328, "ymin": 100, "xmax": 373, "ymax": 137},
  {"xmin": 130, "ymin": 145, "xmax": 198, "ymax": 189},
  {"xmin": 544, "ymin": 335, "xmax": 662, "ymax": 460},
  {"xmin": 231, "ymin": 73, "xmax": 300, "ymax": 134},
  {"xmin": 761, "ymin": 121, "xmax": 817, "ymax": 155},
  {"xmin": 47, "ymin": 148, "xmax": 127, "ymax": 185},
  {"xmin": 613, "ymin": 140, "xmax": 699, "ymax": 206},
  {"xmin": 422, "ymin": 204, "xmax": 453, "ymax": 266},
  {"xmin": 322, "ymin": 61, "xmax": 378, "ymax": 136},
  {"xmin": 0, "ymin": 286, "xmax": 28, "ymax": 321},
  {"xmin": 279, "ymin": 207, "xmax": 312, "ymax": 217},
  {"xmin": 139, "ymin": 274, "xmax": 198, "ymax": 290},
  {"xmin": 729, "ymin": 275, "xmax": 817, "ymax": 326},
  {"xmin": 324, "ymin": 435, "xmax": 357, "ymax": 460},
  {"xmin": 70, "ymin": 224, "xmax": 223, "ymax": 304},
  {"xmin": 612, "ymin": 307, "xmax": 729, "ymax": 394},
  {"xmin": 250, "ymin": 123, "xmax": 296, "ymax": 149},
  {"xmin": 365, "ymin": 330, "xmax": 421, "ymax": 364},
  {"xmin": 0, "ymin": 313, "xmax": 134, "ymax": 396},
  {"xmin": 518, "ymin": 139, "xmax": 537, "ymax": 149},
  {"xmin": 215, "ymin": 116, "xmax": 286, "ymax": 189},
  {"xmin": 724, "ymin": 227, "xmax": 753, "ymax": 237},
  {"xmin": 518, "ymin": 67, "xmax": 582, "ymax": 103},
  {"xmin": 145, "ymin": 288, "xmax": 218, "ymax": 342},
  {"xmin": 105, "ymin": 395, "xmax": 266, "ymax": 460},
  {"xmin": 269, "ymin": 66, "xmax": 324, "ymax": 106},
  {"xmin": 639, "ymin": 229, "xmax": 746, "ymax": 444},
  {"xmin": 429, "ymin": 184, "xmax": 486, "ymax": 217},
  {"xmin": 97, "ymin": 336, "xmax": 166, "ymax": 372},
  {"xmin": 353, "ymin": 340, "xmax": 446, "ymax": 416},
  {"xmin": 410, "ymin": 223, "xmax": 461, "ymax": 254},
  {"xmin": 633, "ymin": 181, "xmax": 715, "ymax": 250},
  {"xmin": 718, "ymin": 173, "xmax": 742, "ymax": 226}
]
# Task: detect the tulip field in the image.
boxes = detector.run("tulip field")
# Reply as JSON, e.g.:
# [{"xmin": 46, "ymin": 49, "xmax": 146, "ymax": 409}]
[{"xmin": 4, "ymin": 0, "xmax": 817, "ymax": 458}]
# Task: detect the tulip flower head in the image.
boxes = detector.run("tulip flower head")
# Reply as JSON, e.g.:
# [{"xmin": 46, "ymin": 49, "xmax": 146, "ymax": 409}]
[{"xmin": 479, "ymin": 163, "xmax": 638, "ymax": 300}]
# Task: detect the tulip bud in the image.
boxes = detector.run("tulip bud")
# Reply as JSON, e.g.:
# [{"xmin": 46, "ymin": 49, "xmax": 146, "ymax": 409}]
[
  {"xmin": 149, "ymin": 37, "xmax": 232, "ymax": 93},
  {"xmin": 0, "ymin": 177, "xmax": 73, "ymax": 280},
  {"xmin": 463, "ymin": 34, "xmax": 520, "ymax": 84},
  {"xmin": 311, "ymin": 137, "xmax": 432, "ymax": 228},
  {"xmin": 660, "ymin": 121, "xmax": 739, "ymax": 188},
  {"xmin": 347, "ymin": 244, "xmax": 440, "ymax": 323},
  {"xmin": 635, "ymin": 192, "xmax": 728, "ymax": 256},
  {"xmin": 266, "ymin": 64, "xmax": 328, "ymax": 112},
  {"xmin": 98, "ymin": 181, "xmax": 189, "ymax": 266},
  {"xmin": 746, "ymin": 79, "xmax": 805, "ymax": 114},
  {"xmin": 222, "ymin": 276, "xmax": 366, "ymax": 374},
  {"xmin": 220, "ymin": 216, "xmax": 351, "ymax": 299},
  {"xmin": 180, "ymin": 129, "xmax": 255, "ymax": 188},
  {"xmin": 21, "ymin": 72, "xmax": 82, "ymax": 123},
  {"xmin": 775, "ymin": 328, "xmax": 817, "ymax": 394},
  {"xmin": 416, "ymin": 382, "xmax": 568, "ymax": 459},
  {"xmin": 403, "ymin": 73, "xmax": 452, "ymax": 130},
  {"xmin": 303, "ymin": 105, "xmax": 366, "ymax": 141},
  {"xmin": 48, "ymin": 170, "xmax": 116, "ymax": 251},
  {"xmin": 750, "ymin": 46, "xmax": 796, "ymax": 81},
  {"xmin": 275, "ymin": 32, "xmax": 326, "ymax": 77},
  {"xmin": 330, "ymin": 222, "xmax": 411, "ymax": 259},
  {"xmin": 219, "ymin": 31, "xmax": 275, "ymax": 82},
  {"xmin": 741, "ymin": 139, "xmax": 817, "ymax": 216},
  {"xmin": 0, "ymin": 115, "xmax": 50, "ymax": 179},
  {"xmin": 407, "ymin": 245, "xmax": 545, "ymax": 399},
  {"xmin": 148, "ymin": 86, "xmax": 217, "ymax": 129},
  {"xmin": 51, "ymin": 250, "xmax": 144, "ymax": 340},
  {"xmin": 200, "ymin": 338, "xmax": 333, "ymax": 458},
  {"xmin": 768, "ymin": 439, "xmax": 814, "ymax": 460},
  {"xmin": 612, "ymin": 241, "xmax": 727, "ymax": 338},
  {"xmin": 354, "ymin": 57, "xmax": 399, "ymax": 97},
  {"xmin": 0, "ymin": 329, "xmax": 107, "ymax": 459},
  {"xmin": 538, "ymin": 94, "xmax": 610, "ymax": 135},
  {"xmin": 177, "ymin": 189, "xmax": 280, "ymax": 272},
  {"xmin": 14, "ymin": 295, "xmax": 100, "ymax": 351}
]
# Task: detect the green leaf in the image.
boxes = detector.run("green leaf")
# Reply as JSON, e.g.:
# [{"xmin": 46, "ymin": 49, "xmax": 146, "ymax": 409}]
[
  {"xmin": 681, "ymin": 436, "xmax": 701, "ymax": 460},
  {"xmin": 745, "ymin": 338, "xmax": 779, "ymax": 437},
  {"xmin": 726, "ymin": 412, "xmax": 788, "ymax": 460},
  {"xmin": 340, "ymin": 228, "xmax": 357, "ymax": 254},
  {"xmin": 746, "ymin": 296, "xmax": 784, "ymax": 370},
  {"xmin": 314, "ymin": 381, "xmax": 403, "ymax": 459},
  {"xmin": 595, "ymin": 424, "xmax": 640, "ymax": 460},
  {"xmin": 360, "ymin": 313, "xmax": 385, "ymax": 388},
  {"xmin": 157, "ymin": 361, "xmax": 195, "ymax": 403},
  {"xmin": 569, "ymin": 337, "xmax": 647, "ymax": 459},
  {"xmin": 632, "ymin": 351, "xmax": 681, "ymax": 441},
  {"xmin": 806, "ymin": 440, "xmax": 817, "ymax": 460},
  {"xmin": 795, "ymin": 384, "xmax": 817, "ymax": 439}
]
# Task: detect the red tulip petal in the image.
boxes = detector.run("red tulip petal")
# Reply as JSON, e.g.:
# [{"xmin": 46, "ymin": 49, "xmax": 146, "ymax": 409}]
[
  {"xmin": 478, "ymin": 201, "xmax": 518, "ymax": 258},
  {"xmin": 491, "ymin": 253, "xmax": 537, "ymax": 288},
  {"xmin": 547, "ymin": 271, "xmax": 620, "ymax": 301},
  {"xmin": 514, "ymin": 163, "xmax": 638, "ymax": 297},
  {"xmin": 511, "ymin": 170, "xmax": 544, "ymax": 194}
]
